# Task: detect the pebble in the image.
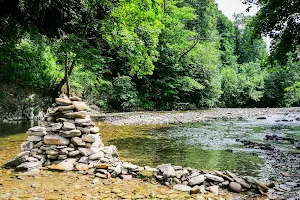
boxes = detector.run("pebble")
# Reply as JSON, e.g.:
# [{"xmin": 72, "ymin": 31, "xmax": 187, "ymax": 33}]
[{"xmin": 228, "ymin": 182, "xmax": 242, "ymax": 193}]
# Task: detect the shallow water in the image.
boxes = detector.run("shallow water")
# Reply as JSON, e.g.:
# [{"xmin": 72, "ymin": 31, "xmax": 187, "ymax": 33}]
[{"xmin": 1, "ymin": 118, "xmax": 300, "ymax": 179}]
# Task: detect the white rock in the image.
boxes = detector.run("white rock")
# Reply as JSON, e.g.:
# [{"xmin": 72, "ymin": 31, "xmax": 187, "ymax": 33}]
[
  {"xmin": 188, "ymin": 175, "xmax": 205, "ymax": 186},
  {"xmin": 173, "ymin": 184, "xmax": 191, "ymax": 192}
]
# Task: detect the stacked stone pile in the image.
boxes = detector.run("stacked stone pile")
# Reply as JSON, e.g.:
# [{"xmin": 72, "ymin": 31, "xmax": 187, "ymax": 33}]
[
  {"xmin": 154, "ymin": 164, "xmax": 270, "ymax": 194},
  {"xmin": 4, "ymin": 96, "xmax": 147, "ymax": 179}
]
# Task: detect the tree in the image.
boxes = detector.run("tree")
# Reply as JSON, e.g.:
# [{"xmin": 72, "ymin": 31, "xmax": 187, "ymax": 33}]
[{"xmin": 242, "ymin": 0, "xmax": 300, "ymax": 63}]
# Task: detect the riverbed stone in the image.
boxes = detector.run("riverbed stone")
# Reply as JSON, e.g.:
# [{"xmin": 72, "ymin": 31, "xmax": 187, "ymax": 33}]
[
  {"xmin": 60, "ymin": 130, "xmax": 81, "ymax": 137},
  {"xmin": 228, "ymin": 182, "xmax": 242, "ymax": 193},
  {"xmin": 62, "ymin": 122, "xmax": 76, "ymax": 130},
  {"xmin": 45, "ymin": 150, "xmax": 58, "ymax": 156},
  {"xmin": 27, "ymin": 131, "xmax": 47, "ymax": 136},
  {"xmin": 111, "ymin": 164, "xmax": 122, "ymax": 178},
  {"xmin": 75, "ymin": 163, "xmax": 89, "ymax": 171},
  {"xmin": 4, "ymin": 156, "xmax": 27, "ymax": 168},
  {"xmin": 188, "ymin": 175, "xmax": 205, "ymax": 186},
  {"xmin": 69, "ymin": 150, "xmax": 80, "ymax": 157},
  {"xmin": 173, "ymin": 184, "xmax": 191, "ymax": 192},
  {"xmin": 82, "ymin": 134, "xmax": 97, "ymax": 143},
  {"xmin": 233, "ymin": 177, "xmax": 251, "ymax": 189}
]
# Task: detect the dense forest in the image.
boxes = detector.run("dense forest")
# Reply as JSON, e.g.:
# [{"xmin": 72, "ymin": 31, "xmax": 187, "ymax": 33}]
[{"xmin": 0, "ymin": 0, "xmax": 300, "ymax": 116}]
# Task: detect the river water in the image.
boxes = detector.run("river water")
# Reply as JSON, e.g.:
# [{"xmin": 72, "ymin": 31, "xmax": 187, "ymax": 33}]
[{"xmin": 1, "ymin": 118, "xmax": 300, "ymax": 180}]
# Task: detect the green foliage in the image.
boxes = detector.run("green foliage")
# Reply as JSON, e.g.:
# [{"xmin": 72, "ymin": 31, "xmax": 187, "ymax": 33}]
[
  {"xmin": 102, "ymin": 0, "xmax": 164, "ymax": 77},
  {"xmin": 220, "ymin": 62, "xmax": 265, "ymax": 107}
]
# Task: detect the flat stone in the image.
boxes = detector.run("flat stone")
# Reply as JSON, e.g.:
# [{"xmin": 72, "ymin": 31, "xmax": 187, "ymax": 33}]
[
  {"xmin": 188, "ymin": 175, "xmax": 205, "ymax": 186},
  {"xmin": 60, "ymin": 130, "xmax": 81, "ymax": 137},
  {"xmin": 28, "ymin": 136, "xmax": 42, "ymax": 142},
  {"xmin": 71, "ymin": 137, "xmax": 85, "ymax": 146},
  {"xmin": 89, "ymin": 151, "xmax": 104, "ymax": 160},
  {"xmin": 57, "ymin": 105, "xmax": 75, "ymax": 112},
  {"xmin": 70, "ymin": 96, "xmax": 81, "ymax": 101},
  {"xmin": 68, "ymin": 150, "xmax": 80, "ymax": 157},
  {"xmin": 90, "ymin": 126, "xmax": 100, "ymax": 134},
  {"xmin": 47, "ymin": 158, "xmax": 76, "ymax": 171},
  {"xmin": 163, "ymin": 166, "xmax": 176, "ymax": 178},
  {"xmin": 51, "ymin": 123, "xmax": 63, "ymax": 131},
  {"xmin": 73, "ymin": 101, "xmax": 88, "ymax": 111},
  {"xmin": 55, "ymin": 98, "xmax": 72, "ymax": 106},
  {"xmin": 286, "ymin": 182, "xmax": 298, "ymax": 187},
  {"xmin": 45, "ymin": 150, "xmax": 58, "ymax": 155},
  {"xmin": 28, "ymin": 126, "xmax": 46, "ymax": 132},
  {"xmin": 205, "ymin": 174, "xmax": 224, "ymax": 182},
  {"xmin": 95, "ymin": 173, "xmax": 108, "ymax": 179},
  {"xmin": 62, "ymin": 122, "xmax": 76, "ymax": 130},
  {"xmin": 64, "ymin": 111, "xmax": 87, "ymax": 119},
  {"xmin": 16, "ymin": 161, "xmax": 42, "ymax": 171},
  {"xmin": 4, "ymin": 156, "xmax": 27, "ymax": 168},
  {"xmin": 44, "ymin": 135, "xmax": 70, "ymax": 145},
  {"xmin": 27, "ymin": 131, "xmax": 47, "ymax": 136},
  {"xmin": 228, "ymin": 182, "xmax": 242, "ymax": 193},
  {"xmin": 173, "ymin": 184, "xmax": 191, "ymax": 192},
  {"xmin": 95, "ymin": 163, "xmax": 111, "ymax": 169},
  {"xmin": 75, "ymin": 163, "xmax": 89, "ymax": 171},
  {"xmin": 78, "ymin": 156, "xmax": 89, "ymax": 164},
  {"xmin": 21, "ymin": 141, "xmax": 34, "ymax": 152}
]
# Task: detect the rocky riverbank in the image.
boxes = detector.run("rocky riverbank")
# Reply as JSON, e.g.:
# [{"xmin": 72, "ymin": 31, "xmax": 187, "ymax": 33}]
[
  {"xmin": 99, "ymin": 107, "xmax": 300, "ymax": 125},
  {"xmin": 2, "ymin": 104, "xmax": 300, "ymax": 199}
]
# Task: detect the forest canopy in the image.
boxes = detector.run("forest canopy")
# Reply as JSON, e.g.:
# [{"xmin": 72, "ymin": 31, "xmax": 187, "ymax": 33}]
[{"xmin": 0, "ymin": 0, "xmax": 300, "ymax": 112}]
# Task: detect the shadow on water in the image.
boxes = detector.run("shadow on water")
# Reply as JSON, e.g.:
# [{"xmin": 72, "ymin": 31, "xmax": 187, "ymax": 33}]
[{"xmin": 0, "ymin": 121, "xmax": 39, "ymax": 137}]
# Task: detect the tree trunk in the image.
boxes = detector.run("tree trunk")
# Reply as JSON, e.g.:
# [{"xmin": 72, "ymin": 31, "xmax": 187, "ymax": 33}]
[{"xmin": 65, "ymin": 52, "xmax": 71, "ymax": 98}]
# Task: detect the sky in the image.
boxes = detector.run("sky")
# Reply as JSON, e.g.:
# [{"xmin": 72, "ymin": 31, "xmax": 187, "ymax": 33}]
[{"xmin": 214, "ymin": 0, "xmax": 272, "ymax": 48}]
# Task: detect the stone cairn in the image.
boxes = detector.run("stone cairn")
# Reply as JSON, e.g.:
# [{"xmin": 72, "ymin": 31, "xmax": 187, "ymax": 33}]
[
  {"xmin": 4, "ymin": 95, "xmax": 270, "ymax": 195},
  {"xmin": 4, "ymin": 96, "xmax": 145, "ymax": 179}
]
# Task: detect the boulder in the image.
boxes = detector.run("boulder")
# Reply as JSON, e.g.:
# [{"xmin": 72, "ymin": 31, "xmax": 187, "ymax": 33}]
[{"xmin": 44, "ymin": 135, "xmax": 70, "ymax": 145}]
